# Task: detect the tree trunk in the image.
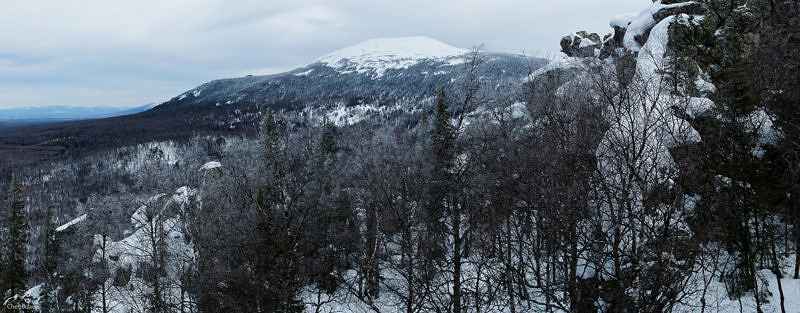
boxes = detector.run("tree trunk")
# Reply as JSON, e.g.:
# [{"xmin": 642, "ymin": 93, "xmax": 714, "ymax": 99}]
[
  {"xmin": 771, "ymin": 242, "xmax": 786, "ymax": 313},
  {"xmin": 568, "ymin": 219, "xmax": 579, "ymax": 311},
  {"xmin": 452, "ymin": 209, "xmax": 462, "ymax": 313},
  {"xmin": 506, "ymin": 219, "xmax": 517, "ymax": 313}
]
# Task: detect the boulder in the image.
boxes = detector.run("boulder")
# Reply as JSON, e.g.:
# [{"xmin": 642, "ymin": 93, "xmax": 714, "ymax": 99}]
[{"xmin": 561, "ymin": 31, "xmax": 603, "ymax": 58}]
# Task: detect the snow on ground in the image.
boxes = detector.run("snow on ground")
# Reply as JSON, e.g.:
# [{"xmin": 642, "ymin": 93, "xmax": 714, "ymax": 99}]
[
  {"xmin": 695, "ymin": 71, "xmax": 717, "ymax": 94},
  {"xmin": 300, "ymin": 255, "xmax": 800, "ymax": 313},
  {"xmin": 674, "ymin": 253, "xmax": 800, "ymax": 313},
  {"xmin": 688, "ymin": 97, "xmax": 715, "ymax": 117},
  {"xmin": 635, "ymin": 15, "xmax": 673, "ymax": 74},
  {"xmin": 461, "ymin": 101, "xmax": 531, "ymax": 129},
  {"xmin": 91, "ymin": 187, "xmax": 197, "ymax": 313},
  {"xmin": 742, "ymin": 109, "xmax": 779, "ymax": 158},
  {"xmin": 525, "ymin": 54, "xmax": 581, "ymax": 82},
  {"xmin": 55, "ymin": 213, "xmax": 88, "ymax": 232},
  {"xmin": 315, "ymin": 36, "xmax": 469, "ymax": 77},
  {"xmin": 119, "ymin": 141, "xmax": 181, "ymax": 173},
  {"xmin": 310, "ymin": 98, "xmax": 427, "ymax": 127},
  {"xmin": 199, "ymin": 161, "xmax": 221, "ymax": 170},
  {"xmin": 295, "ymin": 69, "xmax": 314, "ymax": 76}
]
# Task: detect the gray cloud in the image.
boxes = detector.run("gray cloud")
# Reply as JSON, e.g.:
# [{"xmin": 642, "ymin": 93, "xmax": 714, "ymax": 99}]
[{"xmin": 0, "ymin": 0, "xmax": 647, "ymax": 109}]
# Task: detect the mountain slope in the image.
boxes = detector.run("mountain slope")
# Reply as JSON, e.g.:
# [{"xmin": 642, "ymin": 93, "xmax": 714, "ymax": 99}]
[
  {"xmin": 316, "ymin": 36, "xmax": 470, "ymax": 77},
  {"xmin": 0, "ymin": 37, "xmax": 546, "ymax": 166},
  {"xmin": 156, "ymin": 37, "xmax": 538, "ymax": 114}
]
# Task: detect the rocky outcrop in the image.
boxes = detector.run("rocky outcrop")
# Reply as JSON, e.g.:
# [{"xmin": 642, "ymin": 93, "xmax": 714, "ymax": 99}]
[
  {"xmin": 560, "ymin": 31, "xmax": 603, "ymax": 58},
  {"xmin": 653, "ymin": 2, "xmax": 704, "ymax": 21},
  {"xmin": 565, "ymin": 1, "xmax": 708, "ymax": 60}
]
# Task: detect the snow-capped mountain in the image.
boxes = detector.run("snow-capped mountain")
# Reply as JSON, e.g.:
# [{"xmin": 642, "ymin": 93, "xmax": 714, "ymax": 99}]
[
  {"xmin": 315, "ymin": 36, "xmax": 470, "ymax": 77},
  {"xmin": 151, "ymin": 36, "xmax": 544, "ymax": 127},
  {"xmin": 0, "ymin": 36, "xmax": 545, "ymax": 164}
]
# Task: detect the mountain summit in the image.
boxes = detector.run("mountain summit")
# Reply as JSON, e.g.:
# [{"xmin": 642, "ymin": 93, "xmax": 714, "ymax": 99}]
[
  {"xmin": 155, "ymin": 35, "xmax": 537, "ymax": 116},
  {"xmin": 0, "ymin": 36, "xmax": 545, "ymax": 164},
  {"xmin": 314, "ymin": 36, "xmax": 470, "ymax": 77}
]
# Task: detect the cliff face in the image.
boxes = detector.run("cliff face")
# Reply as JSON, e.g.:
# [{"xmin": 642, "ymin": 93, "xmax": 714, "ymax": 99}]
[
  {"xmin": 544, "ymin": 0, "xmax": 798, "ymax": 182},
  {"xmin": 532, "ymin": 1, "xmax": 800, "ymax": 311}
]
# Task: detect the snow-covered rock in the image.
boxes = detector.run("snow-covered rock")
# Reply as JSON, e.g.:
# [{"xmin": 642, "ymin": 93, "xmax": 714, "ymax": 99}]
[
  {"xmin": 55, "ymin": 213, "xmax": 88, "ymax": 232},
  {"xmin": 92, "ymin": 187, "xmax": 197, "ymax": 313},
  {"xmin": 561, "ymin": 31, "xmax": 603, "ymax": 57},
  {"xmin": 199, "ymin": 161, "xmax": 221, "ymax": 170},
  {"xmin": 621, "ymin": 1, "xmax": 702, "ymax": 51}
]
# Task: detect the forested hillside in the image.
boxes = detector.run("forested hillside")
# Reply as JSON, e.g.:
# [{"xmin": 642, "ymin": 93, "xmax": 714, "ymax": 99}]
[{"xmin": 1, "ymin": 1, "xmax": 799, "ymax": 312}]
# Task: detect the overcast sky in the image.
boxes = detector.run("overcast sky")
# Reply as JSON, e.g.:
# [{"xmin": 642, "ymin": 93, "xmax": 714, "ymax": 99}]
[{"xmin": 0, "ymin": 0, "xmax": 647, "ymax": 109}]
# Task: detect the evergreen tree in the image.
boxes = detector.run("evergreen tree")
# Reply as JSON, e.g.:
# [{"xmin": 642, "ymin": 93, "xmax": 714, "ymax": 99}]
[
  {"xmin": 255, "ymin": 193, "xmax": 304, "ymax": 313},
  {"xmin": 299, "ymin": 117, "xmax": 358, "ymax": 294},
  {"xmin": 253, "ymin": 113, "xmax": 305, "ymax": 312},
  {"xmin": 427, "ymin": 86, "xmax": 467, "ymax": 313},
  {"xmin": 1, "ymin": 174, "xmax": 28, "ymax": 298},
  {"xmin": 425, "ymin": 86, "xmax": 456, "ymax": 245},
  {"xmin": 673, "ymin": 2, "xmax": 788, "ymax": 310},
  {"xmin": 39, "ymin": 213, "xmax": 61, "ymax": 312}
]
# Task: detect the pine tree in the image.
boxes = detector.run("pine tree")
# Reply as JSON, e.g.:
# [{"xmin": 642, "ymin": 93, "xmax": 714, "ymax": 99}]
[
  {"xmin": 255, "ymin": 196, "xmax": 304, "ymax": 313},
  {"xmin": 426, "ymin": 87, "xmax": 456, "ymax": 237},
  {"xmin": 1, "ymin": 174, "xmax": 28, "ymax": 298},
  {"xmin": 301, "ymin": 118, "xmax": 356, "ymax": 293},
  {"xmin": 259, "ymin": 111, "xmax": 285, "ymax": 214},
  {"xmin": 427, "ymin": 86, "xmax": 466, "ymax": 313},
  {"xmin": 39, "ymin": 215, "xmax": 61, "ymax": 312},
  {"xmin": 253, "ymin": 113, "xmax": 304, "ymax": 313},
  {"xmin": 675, "ymin": 3, "xmax": 786, "ymax": 311}
]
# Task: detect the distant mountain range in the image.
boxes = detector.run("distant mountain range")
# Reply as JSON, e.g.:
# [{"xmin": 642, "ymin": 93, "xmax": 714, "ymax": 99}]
[{"xmin": 0, "ymin": 103, "xmax": 156, "ymax": 124}]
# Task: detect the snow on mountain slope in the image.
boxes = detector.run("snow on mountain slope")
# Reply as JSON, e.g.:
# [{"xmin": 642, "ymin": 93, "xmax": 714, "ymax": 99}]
[
  {"xmin": 314, "ymin": 36, "xmax": 470, "ymax": 77},
  {"xmin": 156, "ymin": 35, "xmax": 541, "ymax": 120}
]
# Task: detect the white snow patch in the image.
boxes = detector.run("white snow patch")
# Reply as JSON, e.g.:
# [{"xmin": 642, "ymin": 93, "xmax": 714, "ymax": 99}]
[
  {"xmin": 579, "ymin": 37, "xmax": 599, "ymax": 48},
  {"xmin": 635, "ymin": 15, "xmax": 673, "ymax": 74},
  {"xmin": 462, "ymin": 101, "xmax": 531, "ymax": 128},
  {"xmin": 610, "ymin": 13, "xmax": 638, "ymax": 28},
  {"xmin": 322, "ymin": 100, "xmax": 425, "ymax": 126},
  {"xmin": 295, "ymin": 69, "xmax": 314, "ymax": 76},
  {"xmin": 687, "ymin": 97, "xmax": 714, "ymax": 117},
  {"xmin": 120, "ymin": 141, "xmax": 181, "ymax": 173},
  {"xmin": 695, "ymin": 72, "xmax": 717, "ymax": 93},
  {"xmin": 199, "ymin": 161, "xmax": 221, "ymax": 170},
  {"xmin": 315, "ymin": 36, "xmax": 469, "ymax": 77},
  {"xmin": 56, "ymin": 213, "xmax": 88, "ymax": 232},
  {"xmin": 623, "ymin": 1, "xmax": 697, "ymax": 51},
  {"xmin": 674, "ymin": 254, "xmax": 800, "ymax": 313},
  {"xmin": 526, "ymin": 55, "xmax": 581, "ymax": 82},
  {"xmin": 25, "ymin": 283, "xmax": 43, "ymax": 299},
  {"xmin": 742, "ymin": 109, "xmax": 778, "ymax": 158}
]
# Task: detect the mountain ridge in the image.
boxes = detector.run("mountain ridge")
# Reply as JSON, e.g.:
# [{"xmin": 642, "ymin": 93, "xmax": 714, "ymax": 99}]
[
  {"xmin": 314, "ymin": 36, "xmax": 471, "ymax": 77},
  {"xmin": 0, "ymin": 37, "xmax": 547, "ymax": 166}
]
